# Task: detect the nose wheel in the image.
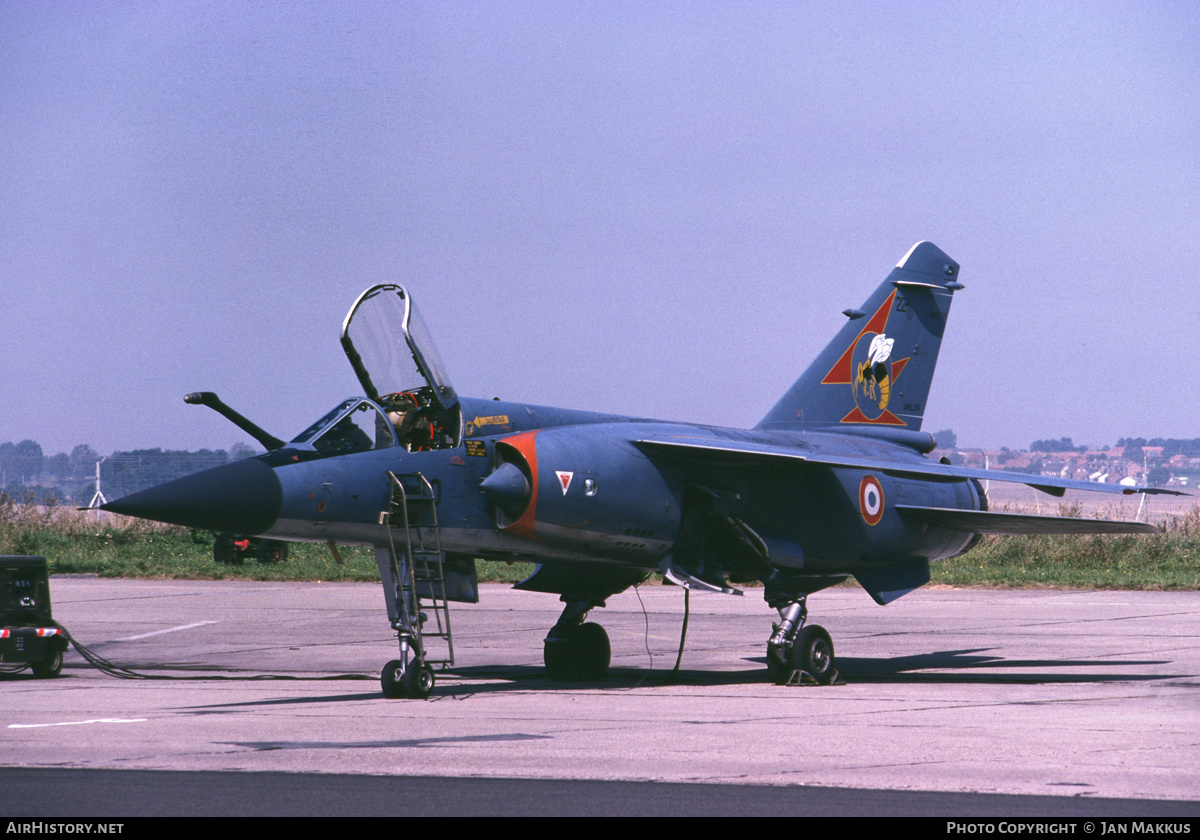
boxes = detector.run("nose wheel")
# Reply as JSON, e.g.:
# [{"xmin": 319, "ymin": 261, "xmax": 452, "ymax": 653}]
[{"xmin": 381, "ymin": 657, "xmax": 435, "ymax": 699}]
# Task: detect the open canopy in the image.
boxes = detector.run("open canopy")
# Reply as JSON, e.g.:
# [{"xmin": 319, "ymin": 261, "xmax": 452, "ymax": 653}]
[{"xmin": 340, "ymin": 284, "xmax": 457, "ymax": 411}]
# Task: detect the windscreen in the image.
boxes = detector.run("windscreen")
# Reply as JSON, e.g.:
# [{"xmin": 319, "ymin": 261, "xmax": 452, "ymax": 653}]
[{"xmin": 290, "ymin": 399, "xmax": 396, "ymax": 454}]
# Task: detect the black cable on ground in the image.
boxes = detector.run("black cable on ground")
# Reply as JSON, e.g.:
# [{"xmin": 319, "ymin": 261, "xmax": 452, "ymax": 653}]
[
  {"xmin": 672, "ymin": 587, "xmax": 689, "ymax": 676},
  {"xmin": 51, "ymin": 621, "xmax": 372, "ymax": 682}
]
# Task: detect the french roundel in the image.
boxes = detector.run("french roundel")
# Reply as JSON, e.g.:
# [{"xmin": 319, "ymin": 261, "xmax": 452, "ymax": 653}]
[{"xmin": 859, "ymin": 475, "xmax": 884, "ymax": 526}]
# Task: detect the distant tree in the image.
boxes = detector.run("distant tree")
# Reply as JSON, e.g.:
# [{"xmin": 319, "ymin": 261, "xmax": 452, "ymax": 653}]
[
  {"xmin": 1146, "ymin": 466, "xmax": 1171, "ymax": 487},
  {"xmin": 45, "ymin": 452, "xmax": 71, "ymax": 481},
  {"xmin": 1030, "ymin": 437, "xmax": 1083, "ymax": 453},
  {"xmin": 1116, "ymin": 437, "xmax": 1146, "ymax": 458},
  {"xmin": 932, "ymin": 429, "xmax": 957, "ymax": 450},
  {"xmin": 0, "ymin": 440, "xmax": 44, "ymax": 484},
  {"xmin": 228, "ymin": 441, "xmax": 259, "ymax": 461},
  {"xmin": 106, "ymin": 448, "xmax": 230, "ymax": 496},
  {"xmin": 69, "ymin": 444, "xmax": 100, "ymax": 480}
]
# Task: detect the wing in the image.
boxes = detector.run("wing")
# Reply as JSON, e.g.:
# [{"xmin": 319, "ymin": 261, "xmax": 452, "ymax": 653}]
[
  {"xmin": 893, "ymin": 506, "xmax": 1159, "ymax": 535},
  {"xmin": 634, "ymin": 435, "xmax": 1185, "ymax": 499}
]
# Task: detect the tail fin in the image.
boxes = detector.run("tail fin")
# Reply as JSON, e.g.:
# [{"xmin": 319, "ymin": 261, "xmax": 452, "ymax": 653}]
[{"xmin": 756, "ymin": 242, "xmax": 961, "ymax": 433}]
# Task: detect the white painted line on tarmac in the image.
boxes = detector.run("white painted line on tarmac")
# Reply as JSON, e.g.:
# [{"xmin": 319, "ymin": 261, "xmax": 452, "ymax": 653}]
[
  {"xmin": 9, "ymin": 718, "xmax": 148, "ymax": 729},
  {"xmin": 119, "ymin": 620, "xmax": 218, "ymax": 641}
]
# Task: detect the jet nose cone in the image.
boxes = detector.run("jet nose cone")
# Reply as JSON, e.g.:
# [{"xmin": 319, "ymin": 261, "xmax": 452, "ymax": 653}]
[
  {"xmin": 102, "ymin": 457, "xmax": 283, "ymax": 535},
  {"xmin": 479, "ymin": 461, "xmax": 531, "ymax": 518}
]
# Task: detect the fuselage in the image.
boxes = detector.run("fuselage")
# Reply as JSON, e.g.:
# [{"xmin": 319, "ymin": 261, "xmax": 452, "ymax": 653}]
[{"xmin": 192, "ymin": 394, "xmax": 983, "ymax": 581}]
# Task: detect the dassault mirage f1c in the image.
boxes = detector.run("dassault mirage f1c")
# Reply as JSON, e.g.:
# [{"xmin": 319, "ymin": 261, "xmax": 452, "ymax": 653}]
[{"xmin": 105, "ymin": 242, "xmax": 1178, "ymax": 697}]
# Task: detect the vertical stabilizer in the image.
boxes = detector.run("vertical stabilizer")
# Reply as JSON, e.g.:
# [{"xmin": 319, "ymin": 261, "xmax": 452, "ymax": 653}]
[{"xmin": 756, "ymin": 242, "xmax": 961, "ymax": 433}]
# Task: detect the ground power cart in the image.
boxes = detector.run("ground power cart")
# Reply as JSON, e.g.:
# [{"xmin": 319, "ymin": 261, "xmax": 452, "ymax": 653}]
[{"xmin": 0, "ymin": 555, "xmax": 66, "ymax": 677}]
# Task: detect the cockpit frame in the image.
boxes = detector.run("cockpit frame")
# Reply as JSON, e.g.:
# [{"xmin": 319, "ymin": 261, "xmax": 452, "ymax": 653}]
[{"xmin": 338, "ymin": 284, "xmax": 462, "ymax": 451}]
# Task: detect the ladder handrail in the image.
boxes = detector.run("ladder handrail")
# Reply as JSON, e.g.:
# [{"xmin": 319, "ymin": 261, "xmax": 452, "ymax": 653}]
[{"xmin": 383, "ymin": 471, "xmax": 454, "ymax": 669}]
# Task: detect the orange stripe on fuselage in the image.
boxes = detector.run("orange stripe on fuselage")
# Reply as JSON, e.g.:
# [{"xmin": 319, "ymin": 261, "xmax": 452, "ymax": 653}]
[{"xmin": 501, "ymin": 429, "xmax": 540, "ymax": 541}]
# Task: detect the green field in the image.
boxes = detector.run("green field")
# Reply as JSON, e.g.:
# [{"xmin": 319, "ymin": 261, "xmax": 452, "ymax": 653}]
[
  {"xmin": 931, "ymin": 508, "xmax": 1200, "ymax": 590},
  {"xmin": 2, "ymin": 492, "xmax": 1197, "ymax": 590}
]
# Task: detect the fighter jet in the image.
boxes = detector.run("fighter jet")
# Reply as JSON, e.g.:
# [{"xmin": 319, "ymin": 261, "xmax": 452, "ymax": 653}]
[{"xmin": 104, "ymin": 242, "xmax": 1177, "ymax": 697}]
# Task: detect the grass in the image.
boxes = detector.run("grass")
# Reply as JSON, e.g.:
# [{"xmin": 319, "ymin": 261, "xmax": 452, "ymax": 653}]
[
  {"xmin": 931, "ymin": 504, "xmax": 1200, "ymax": 590},
  {"xmin": 2, "ymin": 492, "xmax": 1197, "ymax": 590}
]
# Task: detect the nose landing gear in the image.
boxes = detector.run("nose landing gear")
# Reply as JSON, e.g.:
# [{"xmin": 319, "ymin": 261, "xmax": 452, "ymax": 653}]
[{"xmin": 381, "ymin": 653, "xmax": 435, "ymax": 699}]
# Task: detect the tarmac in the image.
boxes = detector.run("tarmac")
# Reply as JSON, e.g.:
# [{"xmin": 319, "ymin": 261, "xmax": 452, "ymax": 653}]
[{"xmin": 2, "ymin": 578, "xmax": 1198, "ymax": 814}]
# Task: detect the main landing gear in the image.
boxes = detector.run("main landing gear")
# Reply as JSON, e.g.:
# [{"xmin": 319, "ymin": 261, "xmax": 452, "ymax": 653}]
[
  {"xmin": 765, "ymin": 595, "xmax": 839, "ymax": 686},
  {"xmin": 544, "ymin": 600, "xmax": 611, "ymax": 681}
]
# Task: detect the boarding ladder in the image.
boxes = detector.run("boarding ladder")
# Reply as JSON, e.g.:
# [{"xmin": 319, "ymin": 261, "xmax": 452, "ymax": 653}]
[{"xmin": 380, "ymin": 472, "xmax": 454, "ymax": 671}]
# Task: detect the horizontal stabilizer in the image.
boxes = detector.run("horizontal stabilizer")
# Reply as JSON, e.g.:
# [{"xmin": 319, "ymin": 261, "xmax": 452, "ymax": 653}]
[{"xmin": 895, "ymin": 505, "xmax": 1160, "ymax": 535}]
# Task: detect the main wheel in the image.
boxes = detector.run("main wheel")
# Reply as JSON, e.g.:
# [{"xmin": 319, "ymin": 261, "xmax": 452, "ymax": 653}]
[
  {"xmin": 572, "ymin": 622, "xmax": 610, "ymax": 681},
  {"xmin": 31, "ymin": 647, "xmax": 63, "ymax": 678},
  {"xmin": 791, "ymin": 624, "xmax": 835, "ymax": 685},
  {"xmin": 544, "ymin": 622, "xmax": 610, "ymax": 681}
]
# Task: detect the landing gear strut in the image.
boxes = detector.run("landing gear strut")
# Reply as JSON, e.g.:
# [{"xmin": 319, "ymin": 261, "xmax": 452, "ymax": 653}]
[
  {"xmin": 766, "ymin": 595, "xmax": 838, "ymax": 685},
  {"xmin": 544, "ymin": 601, "xmax": 610, "ymax": 681}
]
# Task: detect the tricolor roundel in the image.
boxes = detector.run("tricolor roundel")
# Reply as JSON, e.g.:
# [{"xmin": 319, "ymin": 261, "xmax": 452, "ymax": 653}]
[{"xmin": 859, "ymin": 475, "xmax": 884, "ymax": 526}]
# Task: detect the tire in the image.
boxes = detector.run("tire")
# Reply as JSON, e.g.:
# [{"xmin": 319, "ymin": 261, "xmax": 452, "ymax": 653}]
[
  {"xmin": 381, "ymin": 659, "xmax": 406, "ymax": 699},
  {"xmin": 31, "ymin": 647, "xmax": 63, "ymax": 678},
  {"xmin": 404, "ymin": 664, "xmax": 435, "ymax": 699},
  {"xmin": 791, "ymin": 624, "xmax": 835, "ymax": 685},
  {"xmin": 544, "ymin": 634, "xmax": 571, "ymax": 680},
  {"xmin": 256, "ymin": 540, "xmax": 288, "ymax": 564},
  {"xmin": 573, "ymin": 622, "xmax": 610, "ymax": 681},
  {"xmin": 544, "ymin": 622, "xmax": 610, "ymax": 682}
]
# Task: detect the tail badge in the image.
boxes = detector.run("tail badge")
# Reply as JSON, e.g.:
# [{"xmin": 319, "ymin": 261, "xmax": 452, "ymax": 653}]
[{"xmin": 822, "ymin": 291, "xmax": 909, "ymax": 425}]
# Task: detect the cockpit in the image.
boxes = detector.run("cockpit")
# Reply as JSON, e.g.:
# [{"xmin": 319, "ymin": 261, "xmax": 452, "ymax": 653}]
[{"xmin": 290, "ymin": 398, "xmax": 396, "ymax": 455}]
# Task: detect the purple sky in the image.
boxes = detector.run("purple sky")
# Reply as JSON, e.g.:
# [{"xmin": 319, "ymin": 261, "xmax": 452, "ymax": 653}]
[{"xmin": 3, "ymin": 2, "xmax": 1198, "ymax": 457}]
